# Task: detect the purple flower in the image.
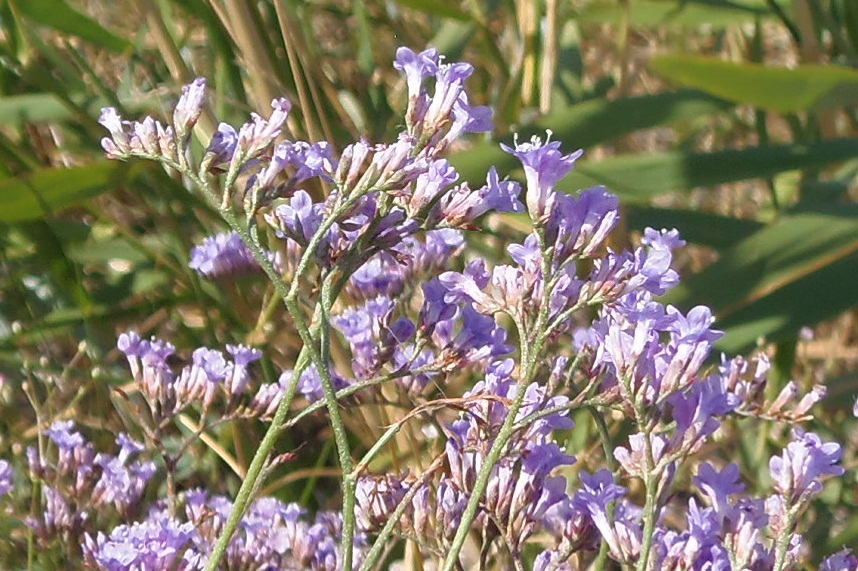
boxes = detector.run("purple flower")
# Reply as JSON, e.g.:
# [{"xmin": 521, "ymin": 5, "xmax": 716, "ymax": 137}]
[
  {"xmin": 46, "ymin": 419, "xmax": 85, "ymax": 451},
  {"xmin": 614, "ymin": 432, "xmax": 671, "ymax": 480},
  {"xmin": 189, "ymin": 231, "xmax": 280, "ymax": 278},
  {"xmin": 99, "ymin": 108, "xmax": 178, "ymax": 161},
  {"xmin": 231, "ymin": 98, "xmax": 292, "ymax": 168},
  {"xmin": 202, "ymin": 122, "xmax": 238, "ymax": 169},
  {"xmin": 0, "ymin": 460, "xmax": 12, "ymax": 497},
  {"xmin": 393, "ymin": 46, "xmax": 440, "ymax": 103},
  {"xmin": 769, "ymin": 430, "xmax": 844, "ymax": 503},
  {"xmin": 223, "ymin": 344, "xmax": 262, "ymax": 398},
  {"xmin": 173, "ymin": 78, "xmax": 206, "ymax": 139},
  {"xmin": 436, "ymin": 304, "xmax": 512, "ymax": 369},
  {"xmin": 430, "ymin": 166, "xmax": 524, "ymax": 227},
  {"xmin": 82, "ymin": 514, "xmax": 200, "ymax": 571},
  {"xmin": 268, "ymin": 189, "xmax": 325, "ymax": 245},
  {"xmin": 821, "ymin": 549, "xmax": 858, "ymax": 571},
  {"xmin": 405, "ymin": 158, "xmax": 459, "ymax": 215},
  {"xmin": 694, "ymin": 463, "xmax": 744, "ymax": 518},
  {"xmin": 575, "ymin": 471, "xmax": 640, "ymax": 564},
  {"xmin": 501, "ymin": 134, "xmax": 583, "ymax": 221},
  {"xmin": 293, "ymin": 365, "xmax": 348, "ymax": 403}
]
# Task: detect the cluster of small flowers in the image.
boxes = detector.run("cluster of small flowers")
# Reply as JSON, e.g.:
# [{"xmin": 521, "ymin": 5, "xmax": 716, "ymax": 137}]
[
  {"xmin": 116, "ymin": 331, "xmax": 280, "ymax": 422},
  {"xmin": 189, "ymin": 231, "xmax": 283, "ymax": 279},
  {"xmin": 82, "ymin": 490, "xmax": 366, "ymax": 571},
  {"xmin": 1, "ymin": 45, "xmax": 847, "ymax": 570},
  {"xmin": 25, "ymin": 421, "xmax": 156, "ymax": 546}
]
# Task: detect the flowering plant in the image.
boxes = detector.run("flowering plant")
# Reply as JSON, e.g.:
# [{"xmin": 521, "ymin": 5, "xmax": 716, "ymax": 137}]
[{"xmin": 1, "ymin": 47, "xmax": 854, "ymax": 571}]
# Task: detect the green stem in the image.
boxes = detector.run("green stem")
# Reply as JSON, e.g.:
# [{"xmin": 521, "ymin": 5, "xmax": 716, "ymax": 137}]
[
  {"xmin": 633, "ymin": 413, "xmax": 659, "ymax": 571},
  {"xmin": 204, "ymin": 348, "xmax": 309, "ymax": 570},
  {"xmin": 441, "ymin": 229, "xmax": 556, "ymax": 571},
  {"xmin": 772, "ymin": 503, "xmax": 800, "ymax": 570},
  {"xmin": 319, "ymin": 271, "xmax": 356, "ymax": 568}
]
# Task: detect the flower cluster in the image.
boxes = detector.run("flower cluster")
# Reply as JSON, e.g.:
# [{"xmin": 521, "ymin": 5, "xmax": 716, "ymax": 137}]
[
  {"xmin": 0, "ymin": 46, "xmax": 852, "ymax": 571},
  {"xmin": 83, "ymin": 490, "xmax": 366, "ymax": 571},
  {"xmin": 25, "ymin": 421, "xmax": 156, "ymax": 547}
]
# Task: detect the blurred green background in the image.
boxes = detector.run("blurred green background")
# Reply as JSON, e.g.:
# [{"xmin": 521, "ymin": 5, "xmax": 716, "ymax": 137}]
[{"xmin": 2, "ymin": 0, "xmax": 858, "ymax": 563}]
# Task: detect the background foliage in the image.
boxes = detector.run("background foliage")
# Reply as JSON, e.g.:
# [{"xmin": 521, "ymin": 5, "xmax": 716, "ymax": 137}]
[{"xmin": 2, "ymin": 0, "xmax": 858, "ymax": 565}]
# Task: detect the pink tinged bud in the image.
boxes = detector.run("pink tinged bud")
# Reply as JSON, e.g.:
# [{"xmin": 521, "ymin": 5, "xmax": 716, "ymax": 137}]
[
  {"xmin": 768, "ymin": 381, "xmax": 798, "ymax": 415},
  {"xmin": 98, "ymin": 107, "xmax": 129, "ymax": 153},
  {"xmin": 793, "ymin": 384, "xmax": 825, "ymax": 418},
  {"xmin": 173, "ymin": 78, "xmax": 206, "ymax": 138},
  {"xmin": 337, "ymin": 140, "xmax": 372, "ymax": 189},
  {"xmin": 233, "ymin": 98, "xmax": 292, "ymax": 168}
]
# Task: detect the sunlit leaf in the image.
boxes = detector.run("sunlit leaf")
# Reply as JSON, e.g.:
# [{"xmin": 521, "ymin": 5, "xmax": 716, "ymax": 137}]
[
  {"xmin": 0, "ymin": 161, "xmax": 145, "ymax": 222},
  {"xmin": 663, "ymin": 204, "xmax": 858, "ymax": 353},
  {"xmin": 0, "ymin": 93, "xmax": 72, "ymax": 124},
  {"xmin": 650, "ymin": 55, "xmax": 858, "ymax": 113},
  {"xmin": 13, "ymin": 0, "xmax": 133, "ymax": 53}
]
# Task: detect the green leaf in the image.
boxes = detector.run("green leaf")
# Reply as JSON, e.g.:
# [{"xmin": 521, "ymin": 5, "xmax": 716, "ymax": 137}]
[
  {"xmin": 662, "ymin": 204, "xmax": 858, "ymax": 354},
  {"xmin": 578, "ymin": 0, "xmax": 771, "ymax": 28},
  {"xmin": 650, "ymin": 55, "xmax": 858, "ymax": 113},
  {"xmin": 451, "ymin": 89, "xmax": 732, "ymax": 184},
  {"xmin": 564, "ymin": 138, "xmax": 858, "ymax": 203},
  {"xmin": 394, "ymin": 0, "xmax": 472, "ymax": 20},
  {"xmin": 625, "ymin": 206, "xmax": 764, "ymax": 249},
  {"xmin": 0, "ymin": 93, "xmax": 73, "ymax": 124},
  {"xmin": 0, "ymin": 161, "xmax": 145, "ymax": 222},
  {"xmin": 66, "ymin": 238, "xmax": 150, "ymax": 265},
  {"xmin": 13, "ymin": 0, "xmax": 133, "ymax": 53}
]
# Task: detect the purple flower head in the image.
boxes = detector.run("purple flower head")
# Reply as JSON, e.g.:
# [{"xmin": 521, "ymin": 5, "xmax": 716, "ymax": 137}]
[
  {"xmin": 231, "ymin": 98, "xmax": 292, "ymax": 170},
  {"xmin": 669, "ymin": 376, "xmax": 737, "ymax": 454},
  {"xmin": 189, "ymin": 231, "xmax": 281, "ymax": 278},
  {"xmin": 348, "ymin": 253, "xmax": 407, "ymax": 299},
  {"xmin": 694, "ymin": 463, "xmax": 744, "ymax": 518},
  {"xmin": 269, "ymin": 189, "xmax": 325, "ymax": 245},
  {"xmin": 203, "ymin": 122, "xmax": 238, "ymax": 169},
  {"xmin": 821, "ymin": 549, "xmax": 858, "ymax": 571},
  {"xmin": 99, "ymin": 108, "xmax": 177, "ymax": 161},
  {"xmin": 501, "ymin": 133, "xmax": 583, "ymax": 221},
  {"xmin": 614, "ymin": 432, "xmax": 671, "ymax": 480},
  {"xmin": 431, "ymin": 166, "xmax": 524, "ymax": 227},
  {"xmin": 418, "ymin": 277, "xmax": 459, "ymax": 337},
  {"xmin": 223, "ymin": 344, "xmax": 262, "ymax": 398},
  {"xmin": 0, "ymin": 460, "xmax": 12, "ymax": 498},
  {"xmin": 260, "ymin": 140, "xmax": 335, "ymax": 191},
  {"xmin": 642, "ymin": 227, "xmax": 685, "ymax": 251},
  {"xmin": 393, "ymin": 344, "xmax": 438, "ymax": 394},
  {"xmin": 173, "ymin": 78, "xmax": 206, "ymax": 139},
  {"xmin": 365, "ymin": 134, "xmax": 421, "ymax": 189},
  {"xmin": 82, "ymin": 514, "xmax": 199, "ymax": 571},
  {"xmin": 574, "ymin": 470, "xmax": 638, "ymax": 563},
  {"xmin": 550, "ymin": 186, "xmax": 619, "ymax": 260},
  {"xmin": 336, "ymin": 139, "xmax": 373, "ymax": 189},
  {"xmin": 46, "ymin": 419, "xmax": 85, "ymax": 451},
  {"xmin": 437, "ymin": 304, "xmax": 512, "ymax": 369},
  {"xmin": 98, "ymin": 107, "xmax": 129, "ymax": 157},
  {"xmin": 295, "ymin": 365, "xmax": 349, "ymax": 403},
  {"xmin": 192, "ymin": 347, "xmax": 229, "ymax": 381},
  {"xmin": 423, "ymin": 61, "xmax": 475, "ymax": 137},
  {"xmin": 92, "ymin": 452, "xmax": 156, "ymax": 514},
  {"xmin": 769, "ymin": 430, "xmax": 844, "ymax": 503},
  {"xmin": 405, "ymin": 158, "xmax": 459, "ymax": 215},
  {"xmin": 437, "ymin": 91, "xmax": 493, "ymax": 151},
  {"xmin": 393, "ymin": 46, "xmax": 440, "ymax": 102}
]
